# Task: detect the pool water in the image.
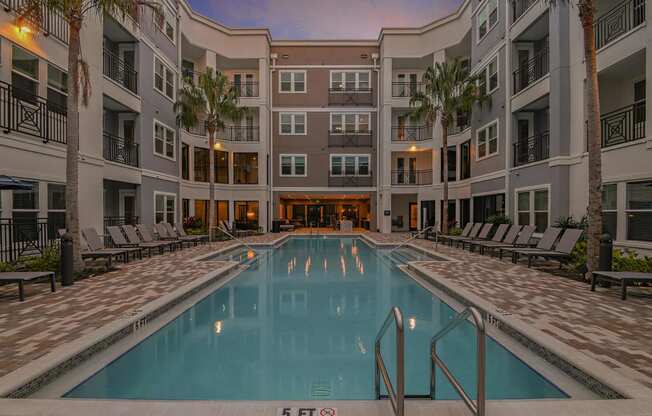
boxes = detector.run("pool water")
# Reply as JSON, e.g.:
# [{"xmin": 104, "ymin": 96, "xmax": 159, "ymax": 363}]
[{"xmin": 66, "ymin": 237, "xmax": 566, "ymax": 401}]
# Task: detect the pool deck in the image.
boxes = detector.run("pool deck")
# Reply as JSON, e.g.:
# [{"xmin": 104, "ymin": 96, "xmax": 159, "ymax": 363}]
[{"xmin": 1, "ymin": 231, "xmax": 652, "ymax": 414}]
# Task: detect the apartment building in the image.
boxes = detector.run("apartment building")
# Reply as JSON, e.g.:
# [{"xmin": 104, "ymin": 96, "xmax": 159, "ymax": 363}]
[{"xmin": 0, "ymin": 0, "xmax": 649, "ymax": 251}]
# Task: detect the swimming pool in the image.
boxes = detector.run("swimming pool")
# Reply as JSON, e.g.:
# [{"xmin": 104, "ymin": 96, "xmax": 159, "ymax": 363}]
[{"xmin": 66, "ymin": 237, "xmax": 566, "ymax": 401}]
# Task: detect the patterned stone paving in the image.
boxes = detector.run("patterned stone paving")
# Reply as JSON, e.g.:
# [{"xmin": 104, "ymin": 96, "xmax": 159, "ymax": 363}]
[{"xmin": 364, "ymin": 232, "xmax": 652, "ymax": 389}]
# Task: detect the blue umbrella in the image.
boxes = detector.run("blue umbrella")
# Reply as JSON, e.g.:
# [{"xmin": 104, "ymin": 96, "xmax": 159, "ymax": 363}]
[{"xmin": 0, "ymin": 175, "xmax": 33, "ymax": 190}]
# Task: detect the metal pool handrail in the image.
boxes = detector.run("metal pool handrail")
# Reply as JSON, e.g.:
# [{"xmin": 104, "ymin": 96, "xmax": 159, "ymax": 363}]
[
  {"xmin": 217, "ymin": 226, "xmax": 258, "ymax": 256},
  {"xmin": 389, "ymin": 225, "xmax": 436, "ymax": 254},
  {"xmin": 431, "ymin": 306, "xmax": 486, "ymax": 416},
  {"xmin": 374, "ymin": 306, "xmax": 405, "ymax": 416}
]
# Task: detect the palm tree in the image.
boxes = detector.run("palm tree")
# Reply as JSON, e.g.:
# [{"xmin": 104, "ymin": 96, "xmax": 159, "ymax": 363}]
[
  {"xmin": 410, "ymin": 59, "xmax": 483, "ymax": 234},
  {"xmin": 176, "ymin": 68, "xmax": 244, "ymax": 241},
  {"xmin": 20, "ymin": 0, "xmax": 154, "ymax": 272}
]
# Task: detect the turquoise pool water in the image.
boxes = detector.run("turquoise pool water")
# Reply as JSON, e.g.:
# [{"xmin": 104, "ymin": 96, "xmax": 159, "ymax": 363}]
[{"xmin": 66, "ymin": 237, "xmax": 566, "ymax": 401}]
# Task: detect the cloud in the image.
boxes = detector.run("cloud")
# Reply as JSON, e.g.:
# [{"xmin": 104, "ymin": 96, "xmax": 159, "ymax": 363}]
[{"xmin": 191, "ymin": 0, "xmax": 462, "ymax": 39}]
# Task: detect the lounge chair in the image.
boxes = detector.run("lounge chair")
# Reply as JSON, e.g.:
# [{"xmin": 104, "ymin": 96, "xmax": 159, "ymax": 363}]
[
  {"xmin": 500, "ymin": 227, "xmax": 562, "ymax": 262},
  {"xmin": 459, "ymin": 224, "xmax": 494, "ymax": 250},
  {"xmin": 155, "ymin": 223, "xmax": 195, "ymax": 248},
  {"xmin": 121, "ymin": 225, "xmax": 169, "ymax": 254},
  {"xmin": 437, "ymin": 222, "xmax": 472, "ymax": 245},
  {"xmin": 81, "ymin": 227, "xmax": 141, "ymax": 265},
  {"xmin": 467, "ymin": 224, "xmax": 509, "ymax": 252},
  {"xmin": 591, "ymin": 271, "xmax": 652, "ymax": 300},
  {"xmin": 487, "ymin": 226, "xmax": 536, "ymax": 257},
  {"xmin": 175, "ymin": 223, "xmax": 209, "ymax": 242},
  {"xmin": 165, "ymin": 223, "xmax": 205, "ymax": 245},
  {"xmin": 107, "ymin": 226, "xmax": 160, "ymax": 257},
  {"xmin": 137, "ymin": 224, "xmax": 182, "ymax": 251},
  {"xmin": 511, "ymin": 228, "xmax": 583, "ymax": 267},
  {"xmin": 473, "ymin": 225, "xmax": 522, "ymax": 255},
  {"xmin": 0, "ymin": 271, "xmax": 56, "ymax": 301},
  {"xmin": 441, "ymin": 223, "xmax": 481, "ymax": 247},
  {"xmin": 219, "ymin": 220, "xmax": 252, "ymax": 238}
]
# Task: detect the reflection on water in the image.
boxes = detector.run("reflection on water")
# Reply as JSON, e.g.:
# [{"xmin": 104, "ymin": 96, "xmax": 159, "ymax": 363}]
[{"xmin": 66, "ymin": 238, "xmax": 566, "ymax": 401}]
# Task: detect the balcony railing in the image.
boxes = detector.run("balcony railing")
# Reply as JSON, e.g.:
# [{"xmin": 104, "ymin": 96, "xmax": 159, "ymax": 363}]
[
  {"xmin": 392, "ymin": 82, "xmax": 423, "ymax": 98},
  {"xmin": 230, "ymin": 82, "xmax": 259, "ymax": 98},
  {"xmin": 513, "ymin": 47, "xmax": 549, "ymax": 94},
  {"xmin": 328, "ymin": 130, "xmax": 373, "ymax": 147},
  {"xmin": 103, "ymin": 48, "xmax": 138, "ymax": 94},
  {"xmin": 0, "ymin": 217, "xmax": 64, "ymax": 263},
  {"xmin": 184, "ymin": 121, "xmax": 260, "ymax": 142},
  {"xmin": 391, "ymin": 170, "xmax": 433, "ymax": 186},
  {"xmin": 512, "ymin": 0, "xmax": 538, "ymax": 22},
  {"xmin": 1, "ymin": 0, "xmax": 68, "ymax": 44},
  {"xmin": 0, "ymin": 81, "xmax": 67, "ymax": 144},
  {"xmin": 391, "ymin": 125, "xmax": 433, "ymax": 142},
  {"xmin": 103, "ymin": 132, "xmax": 139, "ymax": 167},
  {"xmin": 328, "ymin": 88, "xmax": 373, "ymax": 106},
  {"xmin": 599, "ymin": 101, "xmax": 646, "ymax": 148},
  {"xmin": 447, "ymin": 123, "xmax": 470, "ymax": 136},
  {"xmin": 328, "ymin": 173, "xmax": 373, "ymax": 187},
  {"xmin": 595, "ymin": 0, "xmax": 646, "ymax": 50},
  {"xmin": 513, "ymin": 131, "xmax": 550, "ymax": 167}
]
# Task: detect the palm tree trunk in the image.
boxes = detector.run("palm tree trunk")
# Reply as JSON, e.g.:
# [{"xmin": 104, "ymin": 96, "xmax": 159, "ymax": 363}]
[
  {"xmin": 441, "ymin": 119, "xmax": 449, "ymax": 235},
  {"xmin": 208, "ymin": 130, "xmax": 216, "ymax": 242},
  {"xmin": 581, "ymin": 2, "xmax": 603, "ymax": 280},
  {"xmin": 66, "ymin": 20, "xmax": 83, "ymax": 272}
]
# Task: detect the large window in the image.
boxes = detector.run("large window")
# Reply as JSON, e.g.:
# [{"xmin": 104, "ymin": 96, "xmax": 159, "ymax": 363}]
[
  {"xmin": 279, "ymin": 71, "xmax": 306, "ymax": 93},
  {"xmin": 330, "ymin": 71, "xmax": 370, "ymax": 91},
  {"xmin": 47, "ymin": 64, "xmax": 67, "ymax": 111},
  {"xmin": 12, "ymin": 182, "xmax": 39, "ymax": 224},
  {"xmin": 47, "ymin": 184, "xmax": 66, "ymax": 231},
  {"xmin": 479, "ymin": 56, "xmax": 499, "ymax": 95},
  {"xmin": 195, "ymin": 200, "xmax": 229, "ymax": 226},
  {"xmin": 155, "ymin": 192, "xmax": 176, "ymax": 224},
  {"xmin": 476, "ymin": 120, "xmax": 498, "ymax": 160},
  {"xmin": 477, "ymin": 0, "xmax": 498, "ymax": 41},
  {"xmin": 460, "ymin": 140, "xmax": 471, "ymax": 180},
  {"xmin": 626, "ymin": 181, "xmax": 652, "ymax": 242},
  {"xmin": 194, "ymin": 147, "xmax": 209, "ymax": 182},
  {"xmin": 235, "ymin": 201, "xmax": 259, "ymax": 228},
  {"xmin": 516, "ymin": 188, "xmax": 549, "ymax": 232},
  {"xmin": 279, "ymin": 112, "xmax": 306, "ymax": 135},
  {"xmin": 12, "ymin": 45, "xmax": 39, "ymax": 100},
  {"xmin": 602, "ymin": 183, "xmax": 617, "ymax": 239},
  {"xmin": 233, "ymin": 153, "xmax": 259, "ymax": 184},
  {"xmin": 280, "ymin": 154, "xmax": 307, "ymax": 176},
  {"xmin": 441, "ymin": 146, "xmax": 456, "ymax": 182},
  {"xmin": 330, "ymin": 155, "xmax": 370, "ymax": 176},
  {"xmin": 181, "ymin": 143, "xmax": 189, "ymax": 180},
  {"xmin": 215, "ymin": 150, "xmax": 229, "ymax": 184},
  {"xmin": 154, "ymin": 120, "xmax": 175, "ymax": 160},
  {"xmin": 330, "ymin": 113, "xmax": 370, "ymax": 134},
  {"xmin": 473, "ymin": 193, "xmax": 504, "ymax": 223},
  {"xmin": 154, "ymin": 56, "xmax": 175, "ymax": 100}
]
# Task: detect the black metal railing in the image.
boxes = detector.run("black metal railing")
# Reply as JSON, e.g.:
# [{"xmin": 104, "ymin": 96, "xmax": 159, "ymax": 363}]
[
  {"xmin": 599, "ymin": 101, "xmax": 646, "ymax": 148},
  {"xmin": 103, "ymin": 216, "xmax": 138, "ymax": 247},
  {"xmin": 328, "ymin": 172, "xmax": 373, "ymax": 187},
  {"xmin": 0, "ymin": 80, "xmax": 67, "ymax": 144},
  {"xmin": 0, "ymin": 217, "xmax": 64, "ymax": 263},
  {"xmin": 391, "ymin": 169, "xmax": 433, "ymax": 186},
  {"xmin": 103, "ymin": 48, "xmax": 138, "ymax": 94},
  {"xmin": 391, "ymin": 125, "xmax": 433, "ymax": 142},
  {"xmin": 447, "ymin": 123, "xmax": 471, "ymax": 136},
  {"xmin": 595, "ymin": 0, "xmax": 646, "ymax": 50},
  {"xmin": 184, "ymin": 121, "xmax": 260, "ymax": 142},
  {"xmin": 513, "ymin": 131, "xmax": 550, "ymax": 167},
  {"xmin": 1, "ymin": 0, "xmax": 69, "ymax": 44},
  {"xmin": 392, "ymin": 82, "xmax": 423, "ymax": 98},
  {"xmin": 185, "ymin": 119, "xmax": 207, "ymax": 136},
  {"xmin": 513, "ymin": 47, "xmax": 549, "ymax": 94},
  {"xmin": 103, "ymin": 132, "xmax": 139, "ymax": 167},
  {"xmin": 230, "ymin": 82, "xmax": 259, "ymax": 98},
  {"xmin": 328, "ymin": 130, "xmax": 373, "ymax": 147},
  {"xmin": 328, "ymin": 88, "xmax": 374, "ymax": 106},
  {"xmin": 512, "ymin": 0, "xmax": 538, "ymax": 22}
]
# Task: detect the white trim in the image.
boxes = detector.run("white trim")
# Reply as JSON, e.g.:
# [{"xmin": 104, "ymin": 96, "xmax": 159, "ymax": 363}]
[
  {"xmin": 329, "ymin": 112, "xmax": 372, "ymax": 134},
  {"xmin": 141, "ymin": 169, "xmax": 180, "ymax": 183},
  {"xmin": 153, "ymin": 191, "xmax": 177, "ymax": 224},
  {"xmin": 513, "ymin": 184, "xmax": 551, "ymax": 231},
  {"xmin": 471, "ymin": 188, "xmax": 506, "ymax": 198},
  {"xmin": 475, "ymin": 119, "xmax": 500, "ymax": 161},
  {"xmin": 329, "ymin": 154, "xmax": 371, "ymax": 176},
  {"xmin": 153, "ymin": 55, "xmax": 176, "ymax": 102},
  {"xmin": 273, "ymin": 187, "xmax": 377, "ymax": 192},
  {"xmin": 273, "ymin": 64, "xmax": 376, "ymax": 69},
  {"xmin": 153, "ymin": 119, "xmax": 177, "ymax": 161},
  {"xmin": 279, "ymin": 154, "xmax": 308, "ymax": 177},
  {"xmin": 278, "ymin": 70, "xmax": 307, "ymax": 93},
  {"xmin": 329, "ymin": 70, "xmax": 372, "ymax": 91},
  {"xmin": 273, "ymin": 107, "xmax": 377, "ymax": 113},
  {"xmin": 278, "ymin": 112, "xmax": 307, "ymax": 135},
  {"xmin": 469, "ymin": 169, "xmax": 506, "ymax": 185}
]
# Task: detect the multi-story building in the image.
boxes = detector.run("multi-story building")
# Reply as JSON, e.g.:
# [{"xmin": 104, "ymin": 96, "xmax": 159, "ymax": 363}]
[{"xmin": 0, "ymin": 0, "xmax": 649, "ymax": 252}]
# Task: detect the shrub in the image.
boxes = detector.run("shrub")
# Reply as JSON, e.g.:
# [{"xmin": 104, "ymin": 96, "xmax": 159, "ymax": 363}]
[
  {"xmin": 568, "ymin": 240, "xmax": 652, "ymax": 273},
  {"xmin": 183, "ymin": 216, "xmax": 203, "ymax": 230},
  {"xmin": 448, "ymin": 227, "xmax": 463, "ymax": 236},
  {"xmin": 554, "ymin": 215, "xmax": 588, "ymax": 231},
  {"xmin": 0, "ymin": 262, "xmax": 15, "ymax": 272},
  {"xmin": 19, "ymin": 246, "xmax": 60, "ymax": 273},
  {"xmin": 486, "ymin": 215, "xmax": 512, "ymax": 225}
]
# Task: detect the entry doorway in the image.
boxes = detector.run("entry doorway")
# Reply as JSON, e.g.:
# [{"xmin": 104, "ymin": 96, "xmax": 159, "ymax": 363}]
[
  {"xmin": 409, "ymin": 202, "xmax": 418, "ymax": 231},
  {"xmin": 119, "ymin": 190, "xmax": 137, "ymax": 223}
]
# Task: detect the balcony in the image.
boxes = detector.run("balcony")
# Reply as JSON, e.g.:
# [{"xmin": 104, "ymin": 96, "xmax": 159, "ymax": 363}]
[
  {"xmin": 0, "ymin": 81, "xmax": 66, "ymax": 144},
  {"xmin": 512, "ymin": 0, "xmax": 538, "ymax": 22},
  {"xmin": 513, "ymin": 131, "xmax": 550, "ymax": 167},
  {"xmin": 328, "ymin": 88, "xmax": 373, "ymax": 106},
  {"xmin": 595, "ymin": 0, "xmax": 646, "ymax": 50},
  {"xmin": 391, "ymin": 82, "xmax": 423, "ymax": 98},
  {"xmin": 391, "ymin": 170, "xmax": 433, "ymax": 186},
  {"xmin": 103, "ymin": 49, "xmax": 138, "ymax": 94},
  {"xmin": 328, "ymin": 130, "xmax": 373, "ymax": 147},
  {"xmin": 391, "ymin": 125, "xmax": 432, "ymax": 142},
  {"xmin": 103, "ymin": 132, "xmax": 139, "ymax": 167},
  {"xmin": 328, "ymin": 173, "xmax": 373, "ymax": 187},
  {"xmin": 599, "ymin": 101, "xmax": 646, "ymax": 148},
  {"xmin": 185, "ymin": 122, "xmax": 260, "ymax": 142},
  {"xmin": 230, "ymin": 82, "xmax": 259, "ymax": 98},
  {"xmin": 1, "ymin": 0, "xmax": 68, "ymax": 44},
  {"xmin": 513, "ymin": 48, "xmax": 549, "ymax": 94}
]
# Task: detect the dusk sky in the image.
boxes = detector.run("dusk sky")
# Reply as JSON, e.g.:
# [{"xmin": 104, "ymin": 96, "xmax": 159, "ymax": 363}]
[{"xmin": 187, "ymin": 0, "xmax": 463, "ymax": 40}]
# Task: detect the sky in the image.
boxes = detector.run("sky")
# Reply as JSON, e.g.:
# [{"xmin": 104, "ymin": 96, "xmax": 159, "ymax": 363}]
[{"xmin": 188, "ymin": 0, "xmax": 463, "ymax": 40}]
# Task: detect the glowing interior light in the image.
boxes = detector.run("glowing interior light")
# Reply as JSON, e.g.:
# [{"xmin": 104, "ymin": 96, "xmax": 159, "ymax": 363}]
[
  {"xmin": 214, "ymin": 320, "xmax": 223, "ymax": 334},
  {"xmin": 408, "ymin": 317, "xmax": 416, "ymax": 330}
]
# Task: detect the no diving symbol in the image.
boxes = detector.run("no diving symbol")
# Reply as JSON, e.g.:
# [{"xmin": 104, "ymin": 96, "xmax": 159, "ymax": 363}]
[{"xmin": 320, "ymin": 408, "xmax": 335, "ymax": 416}]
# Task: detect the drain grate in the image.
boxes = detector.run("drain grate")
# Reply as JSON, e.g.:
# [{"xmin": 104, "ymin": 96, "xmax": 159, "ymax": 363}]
[{"xmin": 310, "ymin": 381, "xmax": 331, "ymax": 398}]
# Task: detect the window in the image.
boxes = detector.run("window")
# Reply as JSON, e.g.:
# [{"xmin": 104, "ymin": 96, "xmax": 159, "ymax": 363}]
[
  {"xmin": 476, "ymin": 121, "xmax": 498, "ymax": 160},
  {"xmin": 154, "ymin": 56, "xmax": 175, "ymax": 100},
  {"xmin": 12, "ymin": 45, "xmax": 39, "ymax": 100},
  {"xmin": 181, "ymin": 143, "xmax": 189, "ymax": 180},
  {"xmin": 154, "ymin": 8, "xmax": 175, "ymax": 42},
  {"xmin": 602, "ymin": 183, "xmax": 617, "ymax": 239},
  {"xmin": 460, "ymin": 141, "xmax": 471, "ymax": 180},
  {"xmin": 279, "ymin": 112, "xmax": 306, "ymax": 135},
  {"xmin": 441, "ymin": 145, "xmax": 457, "ymax": 182},
  {"xmin": 280, "ymin": 154, "xmax": 307, "ymax": 176},
  {"xmin": 233, "ymin": 153, "xmax": 259, "ymax": 184},
  {"xmin": 330, "ymin": 113, "xmax": 370, "ymax": 134},
  {"xmin": 233, "ymin": 73, "xmax": 256, "ymax": 97},
  {"xmin": 194, "ymin": 147, "xmax": 209, "ymax": 182},
  {"xmin": 473, "ymin": 193, "xmax": 505, "ymax": 223},
  {"xmin": 155, "ymin": 193, "xmax": 176, "ymax": 224},
  {"xmin": 195, "ymin": 200, "xmax": 229, "ymax": 226},
  {"xmin": 626, "ymin": 181, "xmax": 652, "ymax": 242},
  {"xmin": 215, "ymin": 150, "xmax": 229, "ymax": 184},
  {"xmin": 330, "ymin": 71, "xmax": 370, "ymax": 91},
  {"xmin": 234, "ymin": 201, "xmax": 259, "ymax": 227},
  {"xmin": 279, "ymin": 71, "xmax": 306, "ymax": 93},
  {"xmin": 330, "ymin": 155, "xmax": 370, "ymax": 176},
  {"xmin": 12, "ymin": 182, "xmax": 39, "ymax": 224},
  {"xmin": 516, "ymin": 188, "xmax": 549, "ymax": 232},
  {"xmin": 47, "ymin": 65, "xmax": 67, "ymax": 111},
  {"xmin": 479, "ymin": 56, "xmax": 498, "ymax": 95},
  {"xmin": 477, "ymin": 0, "xmax": 498, "ymax": 41},
  {"xmin": 154, "ymin": 120, "xmax": 175, "ymax": 160}
]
